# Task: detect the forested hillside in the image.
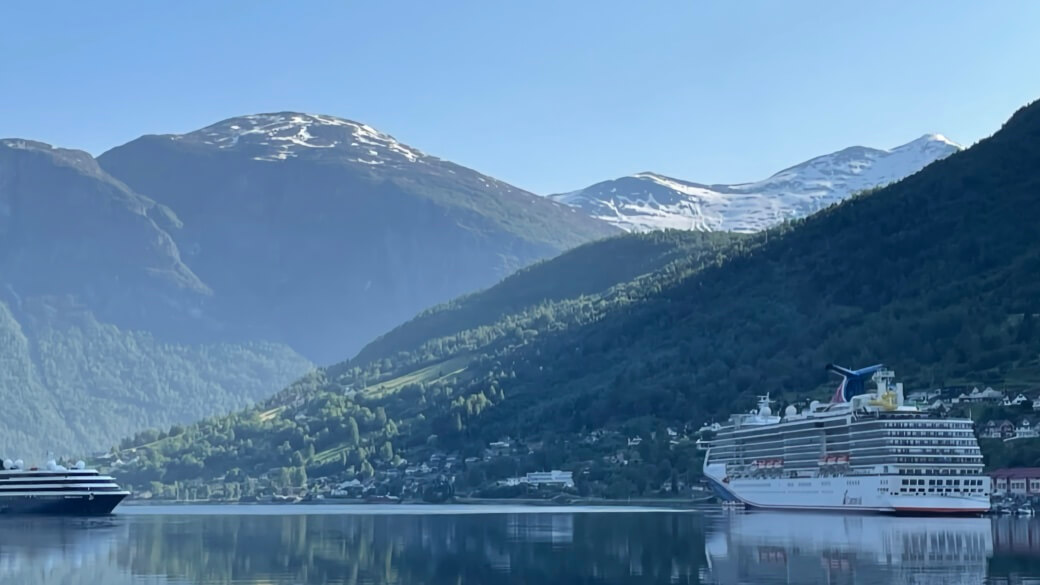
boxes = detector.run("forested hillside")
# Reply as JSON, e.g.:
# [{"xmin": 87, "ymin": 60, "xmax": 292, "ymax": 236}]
[
  {"xmin": 0, "ymin": 139, "xmax": 313, "ymax": 456},
  {"xmin": 117, "ymin": 99, "xmax": 1040, "ymax": 495},
  {"xmin": 0, "ymin": 299, "xmax": 311, "ymax": 457}
]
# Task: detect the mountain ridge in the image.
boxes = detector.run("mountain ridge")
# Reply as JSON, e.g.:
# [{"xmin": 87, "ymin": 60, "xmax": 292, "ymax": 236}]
[
  {"xmin": 111, "ymin": 98, "xmax": 1040, "ymax": 496},
  {"xmin": 97, "ymin": 111, "xmax": 618, "ymax": 363},
  {"xmin": 551, "ymin": 133, "xmax": 961, "ymax": 233}
]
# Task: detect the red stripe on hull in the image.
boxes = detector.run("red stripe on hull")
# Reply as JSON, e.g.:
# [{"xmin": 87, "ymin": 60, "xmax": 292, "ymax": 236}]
[{"xmin": 893, "ymin": 507, "xmax": 989, "ymax": 514}]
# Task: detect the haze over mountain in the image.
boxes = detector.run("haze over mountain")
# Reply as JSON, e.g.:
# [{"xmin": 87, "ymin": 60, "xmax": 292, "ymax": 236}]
[
  {"xmin": 115, "ymin": 99, "xmax": 1040, "ymax": 495},
  {"xmin": 0, "ymin": 139, "xmax": 312, "ymax": 456},
  {"xmin": 98, "ymin": 112, "xmax": 617, "ymax": 363},
  {"xmin": 0, "ymin": 112, "xmax": 617, "ymax": 454},
  {"xmin": 552, "ymin": 134, "xmax": 961, "ymax": 233}
]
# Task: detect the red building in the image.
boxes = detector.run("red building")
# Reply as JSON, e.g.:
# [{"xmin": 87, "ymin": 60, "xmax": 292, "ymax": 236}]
[{"xmin": 990, "ymin": 468, "xmax": 1040, "ymax": 495}]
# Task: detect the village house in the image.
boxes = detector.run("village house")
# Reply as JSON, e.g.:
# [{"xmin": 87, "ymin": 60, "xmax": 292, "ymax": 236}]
[
  {"xmin": 980, "ymin": 420, "xmax": 1016, "ymax": 440},
  {"xmin": 501, "ymin": 470, "xmax": 574, "ymax": 489},
  {"xmin": 1007, "ymin": 418, "xmax": 1040, "ymax": 441},
  {"xmin": 924, "ymin": 399, "xmax": 949, "ymax": 413},
  {"xmin": 1004, "ymin": 393, "xmax": 1031, "ymax": 407},
  {"xmin": 906, "ymin": 389, "xmax": 942, "ymax": 404},
  {"xmin": 485, "ymin": 439, "xmax": 513, "ymax": 458},
  {"xmin": 991, "ymin": 469, "xmax": 1040, "ymax": 496},
  {"xmin": 954, "ymin": 387, "xmax": 1004, "ymax": 404},
  {"xmin": 331, "ymin": 479, "xmax": 364, "ymax": 497}
]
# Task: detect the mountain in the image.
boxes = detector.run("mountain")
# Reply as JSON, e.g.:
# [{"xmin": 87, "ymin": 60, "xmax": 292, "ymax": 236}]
[
  {"xmin": 115, "ymin": 98, "xmax": 1040, "ymax": 495},
  {"xmin": 0, "ymin": 139, "xmax": 207, "ymax": 327},
  {"xmin": 0, "ymin": 139, "xmax": 313, "ymax": 456},
  {"xmin": 551, "ymin": 134, "xmax": 961, "ymax": 233},
  {"xmin": 0, "ymin": 111, "xmax": 616, "ymax": 455},
  {"xmin": 98, "ymin": 112, "xmax": 618, "ymax": 363}
]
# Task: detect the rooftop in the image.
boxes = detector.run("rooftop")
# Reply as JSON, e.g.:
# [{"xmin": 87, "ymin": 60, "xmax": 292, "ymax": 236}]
[{"xmin": 990, "ymin": 468, "xmax": 1040, "ymax": 479}]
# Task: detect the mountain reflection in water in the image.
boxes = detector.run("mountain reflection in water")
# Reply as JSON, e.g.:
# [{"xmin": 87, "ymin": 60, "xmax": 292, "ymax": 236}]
[{"xmin": 0, "ymin": 506, "xmax": 1038, "ymax": 584}]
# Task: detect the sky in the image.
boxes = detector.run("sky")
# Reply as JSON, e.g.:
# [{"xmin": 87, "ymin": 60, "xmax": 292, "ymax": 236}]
[{"xmin": 2, "ymin": 1, "xmax": 1040, "ymax": 194}]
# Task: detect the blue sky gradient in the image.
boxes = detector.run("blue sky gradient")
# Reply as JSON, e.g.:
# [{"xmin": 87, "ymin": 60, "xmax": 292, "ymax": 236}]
[{"xmin": 3, "ymin": 1, "xmax": 1039, "ymax": 193}]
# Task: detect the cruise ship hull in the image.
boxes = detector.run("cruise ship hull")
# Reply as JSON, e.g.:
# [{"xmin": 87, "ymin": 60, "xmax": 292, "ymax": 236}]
[
  {"xmin": 705, "ymin": 465, "xmax": 988, "ymax": 515},
  {"xmin": 0, "ymin": 492, "xmax": 128, "ymax": 515}
]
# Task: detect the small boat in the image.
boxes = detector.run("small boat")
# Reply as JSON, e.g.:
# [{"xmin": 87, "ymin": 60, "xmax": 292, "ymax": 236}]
[{"xmin": 363, "ymin": 494, "xmax": 401, "ymax": 504}]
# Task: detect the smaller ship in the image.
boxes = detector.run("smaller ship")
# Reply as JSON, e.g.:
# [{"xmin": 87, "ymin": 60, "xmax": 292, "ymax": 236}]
[{"xmin": 0, "ymin": 457, "xmax": 129, "ymax": 515}]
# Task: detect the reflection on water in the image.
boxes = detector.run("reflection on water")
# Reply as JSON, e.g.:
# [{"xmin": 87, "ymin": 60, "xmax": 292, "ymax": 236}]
[
  {"xmin": 0, "ymin": 506, "xmax": 1039, "ymax": 584},
  {"xmin": 705, "ymin": 512, "xmax": 993, "ymax": 585}
]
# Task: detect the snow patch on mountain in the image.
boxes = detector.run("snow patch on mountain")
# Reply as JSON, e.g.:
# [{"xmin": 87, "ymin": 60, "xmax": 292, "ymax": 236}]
[
  {"xmin": 173, "ymin": 112, "xmax": 426, "ymax": 164},
  {"xmin": 551, "ymin": 134, "xmax": 962, "ymax": 233}
]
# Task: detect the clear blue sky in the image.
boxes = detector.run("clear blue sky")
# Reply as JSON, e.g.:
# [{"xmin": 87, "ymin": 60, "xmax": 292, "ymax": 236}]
[{"xmin": 3, "ymin": 1, "xmax": 1039, "ymax": 194}]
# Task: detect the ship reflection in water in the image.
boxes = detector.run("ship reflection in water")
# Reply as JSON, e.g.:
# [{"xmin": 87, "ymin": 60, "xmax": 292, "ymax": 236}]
[
  {"xmin": 704, "ymin": 512, "xmax": 994, "ymax": 585},
  {"xmin": 3, "ymin": 507, "xmax": 1040, "ymax": 584}
]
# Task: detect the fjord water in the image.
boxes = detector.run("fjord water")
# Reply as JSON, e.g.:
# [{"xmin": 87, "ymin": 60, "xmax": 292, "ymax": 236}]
[{"xmin": 3, "ymin": 506, "xmax": 1039, "ymax": 585}]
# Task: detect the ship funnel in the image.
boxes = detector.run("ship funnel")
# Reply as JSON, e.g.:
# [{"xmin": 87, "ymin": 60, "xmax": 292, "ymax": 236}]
[{"xmin": 826, "ymin": 363, "xmax": 884, "ymax": 403}]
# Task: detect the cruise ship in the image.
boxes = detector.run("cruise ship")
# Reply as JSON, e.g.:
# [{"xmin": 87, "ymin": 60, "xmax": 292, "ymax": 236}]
[
  {"xmin": 0, "ymin": 457, "xmax": 129, "ymax": 515},
  {"xmin": 702, "ymin": 364, "xmax": 990, "ymax": 514}
]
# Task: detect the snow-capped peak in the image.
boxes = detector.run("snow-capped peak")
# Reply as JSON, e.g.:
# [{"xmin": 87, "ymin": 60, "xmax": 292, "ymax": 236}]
[
  {"xmin": 551, "ymin": 134, "xmax": 962, "ymax": 233},
  {"xmin": 175, "ymin": 112, "xmax": 427, "ymax": 164},
  {"xmin": 910, "ymin": 133, "xmax": 960, "ymax": 148}
]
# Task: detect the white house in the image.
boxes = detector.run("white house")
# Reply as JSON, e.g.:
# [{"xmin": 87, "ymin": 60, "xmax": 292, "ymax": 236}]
[
  {"xmin": 1008, "ymin": 419, "xmax": 1040, "ymax": 441},
  {"xmin": 331, "ymin": 479, "xmax": 363, "ymax": 497},
  {"xmin": 981, "ymin": 420, "xmax": 1016, "ymax": 440},
  {"xmin": 523, "ymin": 470, "xmax": 574, "ymax": 488},
  {"xmin": 1004, "ymin": 393, "xmax": 1030, "ymax": 407},
  {"xmin": 500, "ymin": 470, "xmax": 575, "ymax": 489},
  {"xmin": 956, "ymin": 387, "xmax": 1004, "ymax": 403},
  {"xmin": 907, "ymin": 389, "xmax": 942, "ymax": 403}
]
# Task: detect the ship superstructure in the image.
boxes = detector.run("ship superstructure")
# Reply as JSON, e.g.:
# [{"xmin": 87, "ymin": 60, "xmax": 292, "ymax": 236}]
[
  {"xmin": 702, "ymin": 364, "xmax": 989, "ymax": 514},
  {"xmin": 0, "ymin": 458, "xmax": 128, "ymax": 515}
]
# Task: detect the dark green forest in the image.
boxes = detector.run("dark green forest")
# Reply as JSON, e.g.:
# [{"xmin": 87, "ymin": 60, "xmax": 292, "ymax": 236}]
[
  {"xmin": 0, "ymin": 298, "xmax": 312, "ymax": 457},
  {"xmin": 116, "ymin": 99, "xmax": 1040, "ymax": 495}
]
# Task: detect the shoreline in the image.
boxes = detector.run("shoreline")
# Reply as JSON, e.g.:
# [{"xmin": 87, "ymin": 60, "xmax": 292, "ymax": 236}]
[{"xmin": 121, "ymin": 496, "xmax": 715, "ymax": 508}]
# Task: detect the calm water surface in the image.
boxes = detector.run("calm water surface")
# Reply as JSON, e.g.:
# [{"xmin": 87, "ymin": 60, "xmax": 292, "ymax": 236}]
[{"xmin": 1, "ymin": 504, "xmax": 1039, "ymax": 584}]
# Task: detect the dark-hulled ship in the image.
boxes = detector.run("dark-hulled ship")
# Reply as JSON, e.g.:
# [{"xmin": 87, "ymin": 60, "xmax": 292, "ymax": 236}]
[{"xmin": 0, "ymin": 458, "xmax": 128, "ymax": 515}]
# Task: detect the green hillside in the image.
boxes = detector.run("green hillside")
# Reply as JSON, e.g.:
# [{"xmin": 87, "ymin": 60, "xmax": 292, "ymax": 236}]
[
  {"xmin": 0, "ymin": 298, "xmax": 312, "ymax": 457},
  {"xmin": 116, "ymin": 99, "xmax": 1040, "ymax": 495}
]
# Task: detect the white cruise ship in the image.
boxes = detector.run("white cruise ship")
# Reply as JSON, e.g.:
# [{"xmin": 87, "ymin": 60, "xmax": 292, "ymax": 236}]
[
  {"xmin": 702, "ymin": 364, "xmax": 990, "ymax": 514},
  {"xmin": 0, "ymin": 457, "xmax": 129, "ymax": 515}
]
